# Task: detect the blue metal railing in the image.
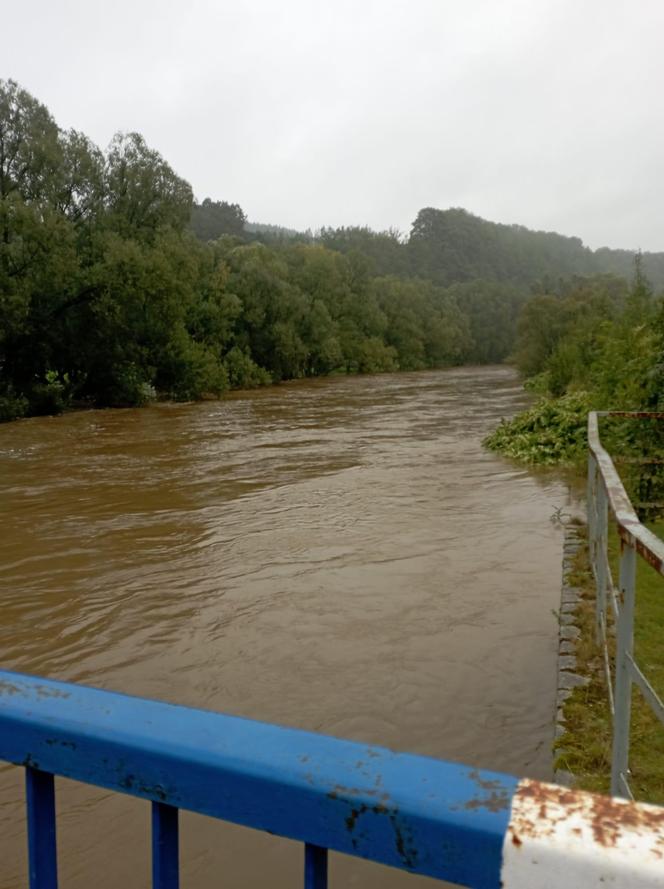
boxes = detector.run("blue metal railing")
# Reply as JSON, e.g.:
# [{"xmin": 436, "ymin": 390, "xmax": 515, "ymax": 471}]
[
  {"xmin": 4, "ymin": 670, "xmax": 664, "ymax": 888},
  {"xmin": 0, "ymin": 670, "xmax": 518, "ymax": 889}
]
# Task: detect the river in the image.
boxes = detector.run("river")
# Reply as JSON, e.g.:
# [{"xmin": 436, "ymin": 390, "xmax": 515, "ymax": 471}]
[{"xmin": 0, "ymin": 365, "xmax": 576, "ymax": 888}]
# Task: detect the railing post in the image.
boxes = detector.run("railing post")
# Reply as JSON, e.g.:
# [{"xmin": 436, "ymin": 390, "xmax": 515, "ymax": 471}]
[
  {"xmin": 25, "ymin": 767, "xmax": 58, "ymax": 889},
  {"xmin": 587, "ymin": 453, "xmax": 597, "ymax": 575},
  {"xmin": 611, "ymin": 539, "xmax": 636, "ymax": 798},
  {"xmin": 594, "ymin": 478, "xmax": 608, "ymax": 643},
  {"xmin": 152, "ymin": 802, "xmax": 179, "ymax": 889},
  {"xmin": 304, "ymin": 843, "xmax": 328, "ymax": 889}
]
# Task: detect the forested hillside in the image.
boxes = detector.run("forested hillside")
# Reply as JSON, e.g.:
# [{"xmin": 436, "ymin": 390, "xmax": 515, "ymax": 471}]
[
  {"xmin": 1, "ymin": 77, "xmax": 662, "ymax": 426},
  {"xmin": 193, "ymin": 203, "xmax": 664, "ymax": 292},
  {"xmin": 406, "ymin": 208, "xmax": 664, "ymax": 291}
]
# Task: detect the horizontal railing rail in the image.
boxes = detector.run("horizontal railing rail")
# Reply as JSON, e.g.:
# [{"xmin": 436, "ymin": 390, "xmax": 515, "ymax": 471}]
[
  {"xmin": 587, "ymin": 410, "xmax": 664, "ymax": 799},
  {"xmin": 2, "ymin": 671, "xmax": 664, "ymax": 888}
]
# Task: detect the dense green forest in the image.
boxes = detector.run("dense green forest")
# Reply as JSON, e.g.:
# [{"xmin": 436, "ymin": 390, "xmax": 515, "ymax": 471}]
[{"xmin": 2, "ymin": 77, "xmax": 663, "ymax": 427}]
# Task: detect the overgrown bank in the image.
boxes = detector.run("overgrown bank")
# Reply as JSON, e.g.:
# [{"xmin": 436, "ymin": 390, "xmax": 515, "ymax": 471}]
[{"xmin": 484, "ymin": 265, "xmax": 664, "ymax": 466}]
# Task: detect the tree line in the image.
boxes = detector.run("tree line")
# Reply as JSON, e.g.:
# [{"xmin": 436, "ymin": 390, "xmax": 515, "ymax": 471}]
[
  {"xmin": 2, "ymin": 77, "xmax": 662, "ymax": 427},
  {"xmin": 193, "ymin": 203, "xmax": 664, "ymax": 291}
]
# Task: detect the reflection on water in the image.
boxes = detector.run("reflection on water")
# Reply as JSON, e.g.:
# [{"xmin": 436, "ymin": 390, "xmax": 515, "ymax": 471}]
[{"xmin": 0, "ymin": 366, "xmax": 576, "ymax": 889}]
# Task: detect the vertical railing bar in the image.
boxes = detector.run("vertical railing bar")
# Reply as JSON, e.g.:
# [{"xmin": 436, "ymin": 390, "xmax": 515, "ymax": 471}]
[
  {"xmin": 304, "ymin": 842, "xmax": 328, "ymax": 889},
  {"xmin": 587, "ymin": 452, "xmax": 596, "ymax": 581},
  {"xmin": 609, "ymin": 584, "xmax": 620, "ymax": 620},
  {"xmin": 595, "ymin": 480, "xmax": 608, "ymax": 644},
  {"xmin": 603, "ymin": 551, "xmax": 613, "ymax": 585},
  {"xmin": 618, "ymin": 771, "xmax": 635, "ymax": 801},
  {"xmin": 599, "ymin": 611, "xmax": 615, "ymax": 718},
  {"xmin": 152, "ymin": 801, "xmax": 179, "ymax": 889},
  {"xmin": 25, "ymin": 767, "xmax": 58, "ymax": 889},
  {"xmin": 611, "ymin": 539, "xmax": 636, "ymax": 798}
]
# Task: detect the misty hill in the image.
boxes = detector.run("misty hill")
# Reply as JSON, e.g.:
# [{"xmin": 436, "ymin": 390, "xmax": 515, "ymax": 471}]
[
  {"xmin": 245, "ymin": 221, "xmax": 305, "ymax": 240},
  {"xmin": 320, "ymin": 208, "xmax": 664, "ymax": 290},
  {"xmin": 407, "ymin": 208, "xmax": 664, "ymax": 290},
  {"xmin": 191, "ymin": 202, "xmax": 664, "ymax": 291}
]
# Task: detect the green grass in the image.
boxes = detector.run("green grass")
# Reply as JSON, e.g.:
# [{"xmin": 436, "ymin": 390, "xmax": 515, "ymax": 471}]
[{"xmin": 554, "ymin": 521, "xmax": 664, "ymax": 803}]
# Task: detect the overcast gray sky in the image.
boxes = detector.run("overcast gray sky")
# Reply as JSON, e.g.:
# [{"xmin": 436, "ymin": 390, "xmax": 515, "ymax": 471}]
[{"xmin": 4, "ymin": 0, "xmax": 663, "ymax": 250}]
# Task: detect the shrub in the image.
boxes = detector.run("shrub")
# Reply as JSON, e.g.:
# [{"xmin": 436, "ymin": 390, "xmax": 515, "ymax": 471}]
[{"xmin": 484, "ymin": 391, "xmax": 592, "ymax": 465}]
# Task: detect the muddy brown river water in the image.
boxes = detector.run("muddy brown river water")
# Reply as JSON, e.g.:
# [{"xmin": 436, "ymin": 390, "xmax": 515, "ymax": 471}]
[{"xmin": 0, "ymin": 366, "xmax": 577, "ymax": 888}]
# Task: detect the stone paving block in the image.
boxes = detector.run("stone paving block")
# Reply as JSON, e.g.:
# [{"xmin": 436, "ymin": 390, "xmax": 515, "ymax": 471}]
[
  {"xmin": 562, "ymin": 587, "xmax": 582, "ymax": 605},
  {"xmin": 554, "ymin": 769, "xmax": 574, "ymax": 788},
  {"xmin": 559, "ymin": 671, "xmax": 589, "ymax": 689},
  {"xmin": 560, "ymin": 625, "xmax": 581, "ymax": 641}
]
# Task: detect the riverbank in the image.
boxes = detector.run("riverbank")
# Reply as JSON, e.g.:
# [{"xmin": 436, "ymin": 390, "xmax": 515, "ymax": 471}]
[{"xmin": 2, "ymin": 360, "xmax": 478, "ymax": 425}]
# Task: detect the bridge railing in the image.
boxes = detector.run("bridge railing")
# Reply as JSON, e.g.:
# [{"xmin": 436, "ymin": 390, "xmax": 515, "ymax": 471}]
[
  {"xmin": 2, "ymin": 670, "xmax": 664, "ymax": 889},
  {"xmin": 587, "ymin": 410, "xmax": 664, "ymax": 799}
]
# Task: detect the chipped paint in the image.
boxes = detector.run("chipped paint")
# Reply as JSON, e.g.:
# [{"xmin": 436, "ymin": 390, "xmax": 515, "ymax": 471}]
[
  {"xmin": 502, "ymin": 779, "xmax": 664, "ymax": 887},
  {"xmin": 462, "ymin": 769, "xmax": 513, "ymax": 812}
]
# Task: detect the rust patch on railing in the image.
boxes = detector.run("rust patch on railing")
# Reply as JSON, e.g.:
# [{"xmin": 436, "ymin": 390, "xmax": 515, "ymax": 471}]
[
  {"xmin": 327, "ymin": 785, "xmax": 418, "ymax": 868},
  {"xmin": 463, "ymin": 770, "xmax": 512, "ymax": 813},
  {"xmin": 463, "ymin": 769, "xmax": 511, "ymax": 812},
  {"xmin": 507, "ymin": 779, "xmax": 664, "ymax": 858}
]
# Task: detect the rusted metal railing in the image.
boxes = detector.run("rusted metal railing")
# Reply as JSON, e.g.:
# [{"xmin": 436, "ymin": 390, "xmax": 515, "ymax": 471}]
[{"xmin": 587, "ymin": 411, "xmax": 664, "ymax": 799}]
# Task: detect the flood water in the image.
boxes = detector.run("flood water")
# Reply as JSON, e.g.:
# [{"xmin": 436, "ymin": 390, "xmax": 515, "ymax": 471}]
[{"xmin": 0, "ymin": 366, "xmax": 576, "ymax": 888}]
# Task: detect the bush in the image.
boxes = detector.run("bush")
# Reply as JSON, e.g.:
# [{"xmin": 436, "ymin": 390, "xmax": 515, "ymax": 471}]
[
  {"xmin": 28, "ymin": 370, "xmax": 71, "ymax": 416},
  {"xmin": 484, "ymin": 391, "xmax": 592, "ymax": 465},
  {"xmin": 223, "ymin": 347, "xmax": 271, "ymax": 389},
  {"xmin": 356, "ymin": 337, "xmax": 398, "ymax": 373},
  {"xmin": 0, "ymin": 387, "xmax": 29, "ymax": 423},
  {"xmin": 163, "ymin": 340, "xmax": 228, "ymax": 401},
  {"xmin": 104, "ymin": 363, "xmax": 156, "ymax": 407}
]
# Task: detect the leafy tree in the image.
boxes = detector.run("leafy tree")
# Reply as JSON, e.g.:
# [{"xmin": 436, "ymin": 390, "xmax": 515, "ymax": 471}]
[
  {"xmin": 190, "ymin": 198, "xmax": 247, "ymax": 241},
  {"xmin": 105, "ymin": 132, "xmax": 193, "ymax": 239}
]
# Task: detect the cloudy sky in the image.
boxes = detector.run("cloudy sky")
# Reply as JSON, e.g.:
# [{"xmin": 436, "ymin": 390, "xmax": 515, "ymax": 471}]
[{"xmin": 4, "ymin": 0, "xmax": 663, "ymax": 250}]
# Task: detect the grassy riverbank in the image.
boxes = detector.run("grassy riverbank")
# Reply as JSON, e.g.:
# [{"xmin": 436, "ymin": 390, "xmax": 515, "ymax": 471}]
[{"xmin": 554, "ymin": 522, "xmax": 664, "ymax": 804}]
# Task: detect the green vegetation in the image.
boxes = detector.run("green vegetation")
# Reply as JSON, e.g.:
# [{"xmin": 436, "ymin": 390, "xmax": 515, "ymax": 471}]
[
  {"xmin": 484, "ymin": 266, "xmax": 664, "ymax": 464},
  {"xmin": 555, "ymin": 524, "xmax": 664, "ymax": 804},
  {"xmin": 484, "ymin": 392, "xmax": 591, "ymax": 465}
]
